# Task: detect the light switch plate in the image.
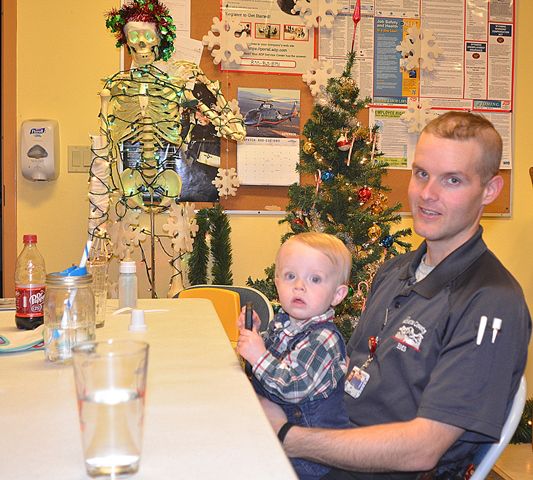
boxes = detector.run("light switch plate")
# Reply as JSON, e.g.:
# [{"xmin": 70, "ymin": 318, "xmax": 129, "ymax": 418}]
[{"xmin": 68, "ymin": 145, "xmax": 92, "ymax": 173}]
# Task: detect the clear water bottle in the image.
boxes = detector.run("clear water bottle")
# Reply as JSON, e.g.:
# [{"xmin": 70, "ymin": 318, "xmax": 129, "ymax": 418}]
[
  {"xmin": 43, "ymin": 270, "xmax": 95, "ymax": 363},
  {"xmin": 15, "ymin": 234, "xmax": 46, "ymax": 330},
  {"xmin": 118, "ymin": 260, "xmax": 138, "ymax": 309},
  {"xmin": 87, "ymin": 237, "xmax": 109, "ymax": 328}
]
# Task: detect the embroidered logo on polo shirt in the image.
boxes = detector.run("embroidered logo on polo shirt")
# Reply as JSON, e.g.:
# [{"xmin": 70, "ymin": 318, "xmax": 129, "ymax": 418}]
[{"xmin": 392, "ymin": 316, "xmax": 426, "ymax": 351}]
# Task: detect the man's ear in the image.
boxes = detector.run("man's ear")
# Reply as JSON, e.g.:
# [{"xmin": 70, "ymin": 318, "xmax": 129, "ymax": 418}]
[
  {"xmin": 482, "ymin": 175, "xmax": 504, "ymax": 206},
  {"xmin": 331, "ymin": 284, "xmax": 349, "ymax": 307}
]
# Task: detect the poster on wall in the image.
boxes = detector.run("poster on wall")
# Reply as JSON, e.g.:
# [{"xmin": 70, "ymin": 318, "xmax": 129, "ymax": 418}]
[
  {"xmin": 221, "ymin": 0, "xmax": 315, "ymax": 73},
  {"xmin": 317, "ymin": 0, "xmax": 515, "ymax": 169},
  {"xmin": 237, "ymin": 87, "xmax": 300, "ymax": 185}
]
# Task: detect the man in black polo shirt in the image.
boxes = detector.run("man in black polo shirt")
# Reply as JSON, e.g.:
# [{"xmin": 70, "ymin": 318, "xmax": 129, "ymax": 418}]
[{"xmin": 262, "ymin": 112, "xmax": 531, "ymax": 479}]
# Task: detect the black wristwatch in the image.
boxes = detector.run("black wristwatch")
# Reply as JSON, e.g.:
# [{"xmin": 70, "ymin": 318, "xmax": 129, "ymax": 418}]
[{"xmin": 277, "ymin": 422, "xmax": 295, "ymax": 444}]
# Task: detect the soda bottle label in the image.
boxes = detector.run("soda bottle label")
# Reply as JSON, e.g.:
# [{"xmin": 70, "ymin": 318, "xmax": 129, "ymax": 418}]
[{"xmin": 15, "ymin": 285, "xmax": 46, "ymax": 317}]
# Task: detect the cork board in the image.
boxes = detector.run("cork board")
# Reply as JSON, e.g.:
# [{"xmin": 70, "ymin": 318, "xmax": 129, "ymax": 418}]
[{"xmin": 189, "ymin": 1, "xmax": 512, "ymax": 215}]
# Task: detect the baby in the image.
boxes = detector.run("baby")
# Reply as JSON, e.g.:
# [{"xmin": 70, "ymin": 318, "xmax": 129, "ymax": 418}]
[{"xmin": 237, "ymin": 232, "xmax": 352, "ymax": 479}]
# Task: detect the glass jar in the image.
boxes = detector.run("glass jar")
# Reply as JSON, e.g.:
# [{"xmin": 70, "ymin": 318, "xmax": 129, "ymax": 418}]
[{"xmin": 43, "ymin": 272, "xmax": 95, "ymax": 363}]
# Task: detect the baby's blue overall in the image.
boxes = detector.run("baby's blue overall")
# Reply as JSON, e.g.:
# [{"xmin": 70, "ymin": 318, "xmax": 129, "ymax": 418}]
[{"xmin": 252, "ymin": 321, "xmax": 350, "ymax": 480}]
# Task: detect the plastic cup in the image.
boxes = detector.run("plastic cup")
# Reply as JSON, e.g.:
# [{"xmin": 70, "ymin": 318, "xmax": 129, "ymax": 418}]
[{"xmin": 72, "ymin": 340, "xmax": 149, "ymax": 478}]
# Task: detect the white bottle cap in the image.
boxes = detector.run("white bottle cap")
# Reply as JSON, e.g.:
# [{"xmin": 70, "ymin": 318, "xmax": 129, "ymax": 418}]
[
  {"xmin": 129, "ymin": 309, "xmax": 146, "ymax": 332},
  {"xmin": 120, "ymin": 261, "xmax": 137, "ymax": 274}
]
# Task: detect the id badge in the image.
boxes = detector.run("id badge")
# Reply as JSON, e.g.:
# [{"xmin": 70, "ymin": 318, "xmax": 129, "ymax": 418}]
[{"xmin": 344, "ymin": 366, "xmax": 370, "ymax": 399}]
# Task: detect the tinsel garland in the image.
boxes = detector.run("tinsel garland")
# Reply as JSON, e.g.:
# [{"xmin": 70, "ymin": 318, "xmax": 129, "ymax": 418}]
[
  {"xmin": 188, "ymin": 205, "xmax": 233, "ymax": 286},
  {"xmin": 105, "ymin": 0, "xmax": 176, "ymax": 61}
]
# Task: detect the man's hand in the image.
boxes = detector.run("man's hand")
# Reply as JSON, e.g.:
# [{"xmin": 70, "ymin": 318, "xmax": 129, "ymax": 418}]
[{"xmin": 258, "ymin": 395, "xmax": 287, "ymax": 434}]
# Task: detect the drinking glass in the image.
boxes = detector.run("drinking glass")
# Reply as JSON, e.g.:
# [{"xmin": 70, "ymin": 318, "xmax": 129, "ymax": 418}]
[{"xmin": 72, "ymin": 340, "xmax": 149, "ymax": 478}]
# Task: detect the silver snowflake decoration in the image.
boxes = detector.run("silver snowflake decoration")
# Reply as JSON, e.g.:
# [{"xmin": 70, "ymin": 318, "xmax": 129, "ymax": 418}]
[
  {"xmin": 202, "ymin": 17, "xmax": 251, "ymax": 65},
  {"xmin": 292, "ymin": 0, "xmax": 341, "ymax": 29},
  {"xmin": 302, "ymin": 59, "xmax": 335, "ymax": 98},
  {"xmin": 396, "ymin": 26, "xmax": 442, "ymax": 72},
  {"xmin": 400, "ymin": 98, "xmax": 437, "ymax": 133},
  {"xmin": 163, "ymin": 202, "xmax": 199, "ymax": 254},
  {"xmin": 108, "ymin": 209, "xmax": 146, "ymax": 259},
  {"xmin": 212, "ymin": 167, "xmax": 240, "ymax": 197}
]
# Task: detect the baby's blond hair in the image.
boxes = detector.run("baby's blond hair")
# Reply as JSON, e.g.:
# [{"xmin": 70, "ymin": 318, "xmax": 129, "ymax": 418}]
[{"xmin": 277, "ymin": 232, "xmax": 352, "ymax": 285}]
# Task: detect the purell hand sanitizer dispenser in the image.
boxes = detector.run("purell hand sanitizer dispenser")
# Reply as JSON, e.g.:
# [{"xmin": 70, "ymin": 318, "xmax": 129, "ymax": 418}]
[{"xmin": 20, "ymin": 119, "xmax": 59, "ymax": 181}]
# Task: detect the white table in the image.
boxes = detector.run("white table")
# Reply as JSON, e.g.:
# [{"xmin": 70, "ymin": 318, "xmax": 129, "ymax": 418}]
[{"xmin": 0, "ymin": 299, "xmax": 297, "ymax": 479}]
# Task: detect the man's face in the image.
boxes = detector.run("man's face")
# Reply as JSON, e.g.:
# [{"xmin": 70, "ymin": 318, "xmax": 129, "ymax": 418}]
[
  {"xmin": 408, "ymin": 132, "xmax": 500, "ymax": 264},
  {"xmin": 124, "ymin": 21, "xmax": 160, "ymax": 66}
]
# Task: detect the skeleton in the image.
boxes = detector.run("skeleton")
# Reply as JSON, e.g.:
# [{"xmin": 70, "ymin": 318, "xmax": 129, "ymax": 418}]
[{"xmin": 89, "ymin": 10, "xmax": 245, "ymax": 297}]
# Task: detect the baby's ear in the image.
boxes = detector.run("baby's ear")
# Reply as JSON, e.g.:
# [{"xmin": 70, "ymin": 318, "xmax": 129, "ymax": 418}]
[{"xmin": 331, "ymin": 284, "xmax": 349, "ymax": 307}]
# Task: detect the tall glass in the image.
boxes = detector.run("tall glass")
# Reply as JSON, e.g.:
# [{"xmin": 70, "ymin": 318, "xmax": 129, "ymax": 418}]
[{"xmin": 72, "ymin": 340, "xmax": 149, "ymax": 478}]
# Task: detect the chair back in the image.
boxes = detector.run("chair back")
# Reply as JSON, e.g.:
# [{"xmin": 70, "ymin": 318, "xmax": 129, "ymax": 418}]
[
  {"xmin": 470, "ymin": 375, "xmax": 527, "ymax": 480},
  {"xmin": 177, "ymin": 287, "xmax": 241, "ymax": 343},
  {"xmin": 183, "ymin": 285, "xmax": 274, "ymax": 332}
]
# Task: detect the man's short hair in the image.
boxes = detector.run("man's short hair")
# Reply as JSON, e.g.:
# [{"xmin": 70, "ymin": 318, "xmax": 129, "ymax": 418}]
[
  {"xmin": 277, "ymin": 232, "xmax": 352, "ymax": 285},
  {"xmin": 422, "ymin": 111, "xmax": 502, "ymax": 183}
]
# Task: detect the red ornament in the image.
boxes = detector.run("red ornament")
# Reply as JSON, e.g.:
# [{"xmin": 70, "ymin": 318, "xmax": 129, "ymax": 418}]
[
  {"xmin": 358, "ymin": 186, "xmax": 372, "ymax": 204},
  {"xmin": 336, "ymin": 134, "xmax": 352, "ymax": 152},
  {"xmin": 293, "ymin": 217, "xmax": 305, "ymax": 227}
]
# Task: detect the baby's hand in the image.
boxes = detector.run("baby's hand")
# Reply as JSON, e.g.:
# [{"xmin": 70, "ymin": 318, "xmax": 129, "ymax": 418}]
[
  {"xmin": 236, "ymin": 306, "xmax": 261, "ymax": 330},
  {"xmin": 237, "ymin": 328, "xmax": 266, "ymax": 365}
]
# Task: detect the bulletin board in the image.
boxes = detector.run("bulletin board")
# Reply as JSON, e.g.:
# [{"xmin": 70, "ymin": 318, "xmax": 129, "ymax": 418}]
[{"xmin": 188, "ymin": 0, "xmax": 512, "ymax": 215}]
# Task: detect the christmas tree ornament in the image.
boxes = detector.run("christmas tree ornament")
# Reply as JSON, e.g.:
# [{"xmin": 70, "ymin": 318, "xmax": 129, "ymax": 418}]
[
  {"xmin": 292, "ymin": 0, "xmax": 341, "ymax": 29},
  {"xmin": 380, "ymin": 235, "xmax": 394, "ymax": 248},
  {"xmin": 303, "ymin": 140, "xmax": 316, "ymax": 155},
  {"xmin": 370, "ymin": 201, "xmax": 384, "ymax": 215},
  {"xmin": 313, "ymin": 151, "xmax": 324, "ymax": 162},
  {"xmin": 347, "ymin": 284, "xmax": 354, "ymax": 297},
  {"xmin": 367, "ymin": 224, "xmax": 382, "ymax": 242},
  {"xmin": 202, "ymin": 16, "xmax": 251, "ymax": 65},
  {"xmin": 337, "ymin": 133, "xmax": 352, "ymax": 151},
  {"xmin": 357, "ymin": 186, "xmax": 372, "ymax": 204},
  {"xmin": 293, "ymin": 217, "xmax": 305, "ymax": 227},
  {"xmin": 309, "ymin": 207, "xmax": 325, "ymax": 232},
  {"xmin": 350, "ymin": 0, "xmax": 361, "ymax": 52},
  {"xmin": 314, "ymin": 169, "xmax": 323, "ymax": 195},
  {"xmin": 321, "ymin": 170, "xmax": 334, "ymax": 183}
]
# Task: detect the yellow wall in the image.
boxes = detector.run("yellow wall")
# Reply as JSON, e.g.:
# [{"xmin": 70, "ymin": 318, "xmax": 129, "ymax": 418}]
[{"xmin": 17, "ymin": 1, "xmax": 533, "ymax": 388}]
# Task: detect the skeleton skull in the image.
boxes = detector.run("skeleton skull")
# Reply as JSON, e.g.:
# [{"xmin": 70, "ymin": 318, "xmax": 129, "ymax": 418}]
[{"xmin": 124, "ymin": 22, "xmax": 160, "ymax": 66}]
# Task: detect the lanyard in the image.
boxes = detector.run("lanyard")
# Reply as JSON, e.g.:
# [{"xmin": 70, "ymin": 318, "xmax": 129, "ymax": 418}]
[{"xmin": 360, "ymin": 308, "xmax": 389, "ymax": 370}]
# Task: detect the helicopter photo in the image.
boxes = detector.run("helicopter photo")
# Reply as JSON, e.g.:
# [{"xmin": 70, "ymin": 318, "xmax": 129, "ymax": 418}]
[
  {"xmin": 238, "ymin": 87, "xmax": 300, "ymax": 138},
  {"xmin": 243, "ymin": 99, "xmax": 299, "ymax": 128}
]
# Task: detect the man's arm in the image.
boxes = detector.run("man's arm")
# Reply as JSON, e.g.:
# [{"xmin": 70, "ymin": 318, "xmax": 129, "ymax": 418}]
[{"xmin": 260, "ymin": 397, "xmax": 464, "ymax": 473}]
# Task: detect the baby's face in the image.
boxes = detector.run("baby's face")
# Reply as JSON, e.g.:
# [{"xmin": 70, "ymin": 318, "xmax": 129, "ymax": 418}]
[{"xmin": 275, "ymin": 241, "xmax": 347, "ymax": 321}]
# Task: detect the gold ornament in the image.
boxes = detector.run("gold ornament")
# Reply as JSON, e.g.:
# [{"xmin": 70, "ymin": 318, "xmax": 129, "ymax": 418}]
[
  {"xmin": 367, "ymin": 224, "xmax": 382, "ymax": 242},
  {"xmin": 371, "ymin": 201, "xmax": 384, "ymax": 215},
  {"xmin": 313, "ymin": 151, "xmax": 324, "ymax": 162},
  {"xmin": 303, "ymin": 140, "xmax": 316, "ymax": 155}
]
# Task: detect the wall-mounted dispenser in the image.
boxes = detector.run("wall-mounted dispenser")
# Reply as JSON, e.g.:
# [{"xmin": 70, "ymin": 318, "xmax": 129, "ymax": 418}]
[{"xmin": 20, "ymin": 119, "xmax": 60, "ymax": 181}]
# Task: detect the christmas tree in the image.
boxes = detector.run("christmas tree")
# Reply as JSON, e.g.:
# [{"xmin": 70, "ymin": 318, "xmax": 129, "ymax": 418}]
[{"xmin": 248, "ymin": 52, "xmax": 411, "ymax": 341}]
